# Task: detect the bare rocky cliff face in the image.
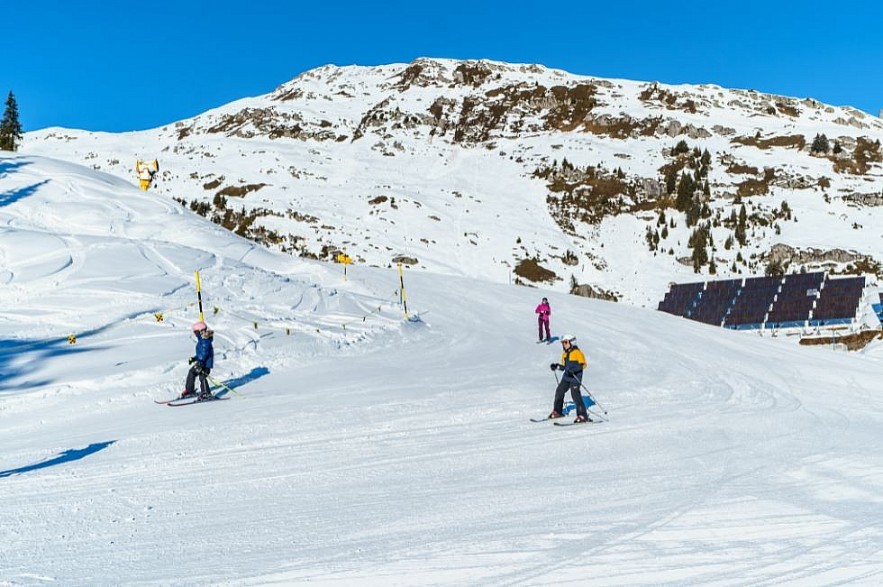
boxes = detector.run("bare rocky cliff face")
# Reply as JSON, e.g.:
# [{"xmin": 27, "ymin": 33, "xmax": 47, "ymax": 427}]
[{"xmin": 24, "ymin": 58, "xmax": 883, "ymax": 305}]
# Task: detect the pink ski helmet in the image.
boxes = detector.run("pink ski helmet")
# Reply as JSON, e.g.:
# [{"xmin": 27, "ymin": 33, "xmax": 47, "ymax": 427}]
[{"xmin": 191, "ymin": 321, "xmax": 207, "ymax": 333}]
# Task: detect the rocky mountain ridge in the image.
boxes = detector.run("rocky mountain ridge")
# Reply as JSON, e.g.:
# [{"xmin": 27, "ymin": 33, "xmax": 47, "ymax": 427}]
[{"xmin": 23, "ymin": 58, "xmax": 883, "ymax": 306}]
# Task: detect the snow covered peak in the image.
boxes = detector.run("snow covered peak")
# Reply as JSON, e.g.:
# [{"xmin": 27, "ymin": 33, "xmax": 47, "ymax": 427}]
[
  {"xmin": 21, "ymin": 60, "xmax": 883, "ymax": 308},
  {"xmin": 2, "ymin": 139, "xmax": 883, "ymax": 586}
]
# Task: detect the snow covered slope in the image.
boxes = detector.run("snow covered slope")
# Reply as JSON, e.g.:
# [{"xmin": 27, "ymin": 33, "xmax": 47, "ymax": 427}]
[
  {"xmin": 22, "ymin": 58, "xmax": 883, "ymax": 307},
  {"xmin": 0, "ymin": 153, "xmax": 405, "ymax": 395},
  {"xmin": 1, "ymin": 154, "xmax": 882, "ymax": 584}
]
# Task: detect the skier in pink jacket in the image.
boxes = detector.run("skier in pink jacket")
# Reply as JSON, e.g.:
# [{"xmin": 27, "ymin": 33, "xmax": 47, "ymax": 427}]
[{"xmin": 535, "ymin": 297, "xmax": 551, "ymax": 342}]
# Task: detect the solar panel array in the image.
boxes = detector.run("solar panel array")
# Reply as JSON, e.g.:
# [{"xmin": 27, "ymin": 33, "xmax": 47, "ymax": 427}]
[
  {"xmin": 874, "ymin": 294, "xmax": 883, "ymax": 325},
  {"xmin": 658, "ymin": 272, "xmax": 867, "ymax": 330},
  {"xmin": 690, "ymin": 279, "xmax": 741, "ymax": 326},
  {"xmin": 725, "ymin": 276, "xmax": 781, "ymax": 329},
  {"xmin": 657, "ymin": 281, "xmax": 704, "ymax": 317},
  {"xmin": 765, "ymin": 272, "xmax": 824, "ymax": 328},
  {"xmin": 811, "ymin": 276, "xmax": 866, "ymax": 326}
]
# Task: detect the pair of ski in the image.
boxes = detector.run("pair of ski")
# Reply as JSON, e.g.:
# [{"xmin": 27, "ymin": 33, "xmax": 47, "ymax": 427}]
[
  {"xmin": 530, "ymin": 415, "xmax": 596, "ymax": 427},
  {"xmin": 155, "ymin": 394, "xmax": 229, "ymax": 407}
]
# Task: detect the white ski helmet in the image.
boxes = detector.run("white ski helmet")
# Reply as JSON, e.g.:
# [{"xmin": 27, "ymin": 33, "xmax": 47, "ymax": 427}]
[{"xmin": 561, "ymin": 334, "xmax": 576, "ymax": 343}]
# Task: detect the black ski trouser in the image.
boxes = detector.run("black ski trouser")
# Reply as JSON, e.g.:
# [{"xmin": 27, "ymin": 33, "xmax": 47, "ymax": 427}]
[
  {"xmin": 185, "ymin": 365, "xmax": 211, "ymax": 395},
  {"xmin": 553, "ymin": 378, "xmax": 587, "ymax": 418}
]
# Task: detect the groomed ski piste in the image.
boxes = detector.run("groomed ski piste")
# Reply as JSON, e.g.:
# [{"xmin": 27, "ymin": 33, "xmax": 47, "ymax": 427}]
[{"xmin": 1, "ymin": 153, "xmax": 882, "ymax": 585}]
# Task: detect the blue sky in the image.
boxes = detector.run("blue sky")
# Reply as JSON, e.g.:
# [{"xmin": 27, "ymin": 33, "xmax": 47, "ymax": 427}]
[{"xmin": 6, "ymin": 0, "xmax": 883, "ymax": 132}]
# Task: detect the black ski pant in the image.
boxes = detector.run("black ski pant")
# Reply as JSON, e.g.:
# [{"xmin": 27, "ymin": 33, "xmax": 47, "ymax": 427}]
[
  {"xmin": 554, "ymin": 378, "xmax": 587, "ymax": 418},
  {"xmin": 185, "ymin": 365, "xmax": 211, "ymax": 395}
]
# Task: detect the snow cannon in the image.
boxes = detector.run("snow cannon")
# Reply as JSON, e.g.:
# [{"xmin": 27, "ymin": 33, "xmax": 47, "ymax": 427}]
[{"xmin": 135, "ymin": 159, "xmax": 160, "ymax": 191}]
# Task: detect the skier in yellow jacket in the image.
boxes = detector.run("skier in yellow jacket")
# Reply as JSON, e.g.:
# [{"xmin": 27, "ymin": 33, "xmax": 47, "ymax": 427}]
[{"xmin": 548, "ymin": 334, "xmax": 591, "ymax": 423}]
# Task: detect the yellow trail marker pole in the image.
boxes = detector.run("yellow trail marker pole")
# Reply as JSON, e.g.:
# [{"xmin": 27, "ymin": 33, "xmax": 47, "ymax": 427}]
[
  {"xmin": 195, "ymin": 271, "xmax": 205, "ymax": 322},
  {"xmin": 336, "ymin": 250, "xmax": 351, "ymax": 281},
  {"xmin": 397, "ymin": 263, "xmax": 410, "ymax": 320}
]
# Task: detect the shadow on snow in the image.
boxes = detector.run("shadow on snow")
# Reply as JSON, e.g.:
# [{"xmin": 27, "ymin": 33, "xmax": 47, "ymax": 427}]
[
  {"xmin": 0, "ymin": 179, "xmax": 48, "ymax": 208},
  {"xmin": 562, "ymin": 396, "xmax": 596, "ymax": 415},
  {"xmin": 0, "ymin": 441, "xmax": 116, "ymax": 479},
  {"xmin": 0, "ymin": 159, "xmax": 33, "ymax": 176},
  {"xmin": 0, "ymin": 331, "xmax": 110, "ymax": 394},
  {"xmin": 213, "ymin": 366, "xmax": 270, "ymax": 397}
]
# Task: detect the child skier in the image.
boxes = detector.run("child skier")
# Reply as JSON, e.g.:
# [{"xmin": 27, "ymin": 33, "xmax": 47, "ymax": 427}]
[
  {"xmin": 182, "ymin": 321, "xmax": 214, "ymax": 400},
  {"xmin": 548, "ymin": 334, "xmax": 591, "ymax": 423},
  {"xmin": 535, "ymin": 297, "xmax": 551, "ymax": 342}
]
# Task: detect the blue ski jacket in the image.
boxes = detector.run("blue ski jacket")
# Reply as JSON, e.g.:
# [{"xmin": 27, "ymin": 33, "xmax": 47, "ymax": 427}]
[{"xmin": 194, "ymin": 333, "xmax": 214, "ymax": 370}]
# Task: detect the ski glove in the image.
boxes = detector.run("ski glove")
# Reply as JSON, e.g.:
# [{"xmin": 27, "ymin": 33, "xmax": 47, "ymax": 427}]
[
  {"xmin": 550, "ymin": 363, "xmax": 562, "ymax": 371},
  {"xmin": 188, "ymin": 356, "xmax": 196, "ymax": 364}
]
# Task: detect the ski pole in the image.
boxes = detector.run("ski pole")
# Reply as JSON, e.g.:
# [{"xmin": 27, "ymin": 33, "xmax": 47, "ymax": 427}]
[
  {"xmin": 578, "ymin": 381, "xmax": 608, "ymax": 415},
  {"xmin": 207, "ymin": 374, "xmax": 243, "ymax": 398},
  {"xmin": 573, "ymin": 376, "xmax": 609, "ymax": 421},
  {"xmin": 554, "ymin": 369, "xmax": 609, "ymax": 417}
]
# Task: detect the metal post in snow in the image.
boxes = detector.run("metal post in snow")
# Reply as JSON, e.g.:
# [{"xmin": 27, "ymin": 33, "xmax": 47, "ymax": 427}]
[
  {"xmin": 397, "ymin": 263, "xmax": 409, "ymax": 320},
  {"xmin": 195, "ymin": 271, "xmax": 205, "ymax": 322}
]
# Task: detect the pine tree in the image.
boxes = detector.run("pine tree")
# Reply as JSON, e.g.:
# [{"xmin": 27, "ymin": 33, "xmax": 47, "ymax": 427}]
[
  {"xmin": 665, "ymin": 168, "xmax": 677, "ymax": 195},
  {"xmin": 688, "ymin": 226, "xmax": 709, "ymax": 273},
  {"xmin": 0, "ymin": 91, "xmax": 23, "ymax": 152},
  {"xmin": 765, "ymin": 258, "xmax": 785, "ymax": 277},
  {"xmin": 685, "ymin": 199, "xmax": 701, "ymax": 227},
  {"xmin": 810, "ymin": 133, "xmax": 829, "ymax": 154},
  {"xmin": 700, "ymin": 148, "xmax": 711, "ymax": 166},
  {"xmin": 780, "ymin": 200, "xmax": 791, "ymax": 220},
  {"xmin": 675, "ymin": 171, "xmax": 695, "ymax": 211},
  {"xmin": 673, "ymin": 139, "xmax": 690, "ymax": 155},
  {"xmin": 645, "ymin": 226, "xmax": 659, "ymax": 251},
  {"xmin": 735, "ymin": 204, "xmax": 748, "ymax": 246}
]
